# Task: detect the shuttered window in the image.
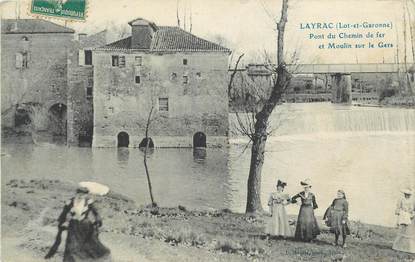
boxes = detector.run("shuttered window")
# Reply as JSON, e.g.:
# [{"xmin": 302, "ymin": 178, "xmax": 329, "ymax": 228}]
[
  {"xmin": 15, "ymin": 52, "xmax": 28, "ymax": 69},
  {"xmin": 158, "ymin": 98, "xmax": 169, "ymax": 112},
  {"xmin": 15, "ymin": 53, "xmax": 23, "ymax": 68},
  {"xmin": 135, "ymin": 56, "xmax": 142, "ymax": 66},
  {"xmin": 119, "ymin": 56, "xmax": 126, "ymax": 67}
]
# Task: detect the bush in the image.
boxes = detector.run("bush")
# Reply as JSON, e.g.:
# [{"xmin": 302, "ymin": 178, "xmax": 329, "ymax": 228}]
[{"xmin": 379, "ymin": 89, "xmax": 396, "ymax": 101}]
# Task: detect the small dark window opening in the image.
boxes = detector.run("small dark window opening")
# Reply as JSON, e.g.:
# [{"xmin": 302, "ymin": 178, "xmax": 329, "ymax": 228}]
[
  {"xmin": 22, "ymin": 36, "xmax": 29, "ymax": 41},
  {"xmin": 135, "ymin": 76, "xmax": 141, "ymax": 84},
  {"xmin": 183, "ymin": 75, "xmax": 189, "ymax": 84},
  {"xmin": 196, "ymin": 72, "xmax": 201, "ymax": 77},
  {"xmin": 86, "ymin": 87, "xmax": 93, "ymax": 98},
  {"xmin": 183, "ymin": 58, "xmax": 188, "ymax": 65},
  {"xmin": 112, "ymin": 55, "xmax": 119, "ymax": 67},
  {"xmin": 22, "ymin": 52, "xmax": 28, "ymax": 68},
  {"xmin": 85, "ymin": 50, "xmax": 92, "ymax": 65}
]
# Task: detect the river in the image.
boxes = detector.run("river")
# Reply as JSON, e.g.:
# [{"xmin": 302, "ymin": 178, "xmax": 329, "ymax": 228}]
[{"xmin": 2, "ymin": 103, "xmax": 414, "ymax": 226}]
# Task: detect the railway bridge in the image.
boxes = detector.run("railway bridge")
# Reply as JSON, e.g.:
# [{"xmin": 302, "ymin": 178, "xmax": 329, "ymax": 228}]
[{"xmin": 286, "ymin": 63, "xmax": 415, "ymax": 103}]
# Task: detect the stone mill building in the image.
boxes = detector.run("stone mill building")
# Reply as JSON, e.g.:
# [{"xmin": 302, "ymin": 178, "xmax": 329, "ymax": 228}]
[
  {"xmin": 1, "ymin": 19, "xmax": 74, "ymax": 137},
  {"xmin": 92, "ymin": 18, "xmax": 231, "ymax": 148},
  {"xmin": 1, "ymin": 18, "xmax": 230, "ymax": 148}
]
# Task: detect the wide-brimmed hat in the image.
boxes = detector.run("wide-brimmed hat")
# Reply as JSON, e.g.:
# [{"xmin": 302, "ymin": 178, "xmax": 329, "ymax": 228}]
[
  {"xmin": 277, "ymin": 180, "xmax": 287, "ymax": 188},
  {"xmin": 401, "ymin": 188, "xmax": 413, "ymax": 195},
  {"xmin": 300, "ymin": 179, "xmax": 312, "ymax": 187},
  {"xmin": 78, "ymin": 181, "xmax": 110, "ymax": 196}
]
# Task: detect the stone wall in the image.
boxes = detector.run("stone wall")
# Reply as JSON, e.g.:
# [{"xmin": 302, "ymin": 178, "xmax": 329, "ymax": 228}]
[
  {"xmin": 1, "ymin": 32, "xmax": 74, "ymax": 130},
  {"xmin": 67, "ymin": 31, "xmax": 107, "ymax": 146},
  {"xmin": 92, "ymin": 50, "xmax": 229, "ymax": 148}
]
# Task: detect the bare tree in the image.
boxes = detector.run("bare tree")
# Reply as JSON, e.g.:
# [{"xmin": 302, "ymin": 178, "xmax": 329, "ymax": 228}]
[
  {"xmin": 244, "ymin": 0, "xmax": 291, "ymax": 214},
  {"xmin": 228, "ymin": 53, "xmax": 245, "ymax": 97},
  {"xmin": 143, "ymin": 103, "xmax": 156, "ymax": 207}
]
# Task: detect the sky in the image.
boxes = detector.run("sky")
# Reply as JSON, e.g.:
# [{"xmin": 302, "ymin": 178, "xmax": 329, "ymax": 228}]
[{"xmin": 1, "ymin": 0, "xmax": 414, "ymax": 64}]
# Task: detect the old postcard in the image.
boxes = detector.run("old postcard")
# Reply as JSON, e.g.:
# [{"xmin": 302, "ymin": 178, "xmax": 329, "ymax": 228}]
[{"xmin": 1, "ymin": 0, "xmax": 415, "ymax": 261}]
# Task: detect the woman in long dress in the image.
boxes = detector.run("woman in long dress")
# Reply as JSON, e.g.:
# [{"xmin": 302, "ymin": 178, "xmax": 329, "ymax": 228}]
[
  {"xmin": 392, "ymin": 188, "xmax": 415, "ymax": 254},
  {"xmin": 291, "ymin": 179, "xmax": 320, "ymax": 242},
  {"xmin": 324, "ymin": 190, "xmax": 350, "ymax": 247},
  {"xmin": 266, "ymin": 180, "xmax": 292, "ymax": 238},
  {"xmin": 58, "ymin": 187, "xmax": 111, "ymax": 261}
]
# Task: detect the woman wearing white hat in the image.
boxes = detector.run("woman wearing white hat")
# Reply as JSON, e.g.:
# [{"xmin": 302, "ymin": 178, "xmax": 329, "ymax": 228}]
[
  {"xmin": 266, "ymin": 180, "xmax": 293, "ymax": 238},
  {"xmin": 45, "ymin": 185, "xmax": 111, "ymax": 261},
  {"xmin": 291, "ymin": 179, "xmax": 320, "ymax": 242},
  {"xmin": 392, "ymin": 188, "xmax": 415, "ymax": 254}
]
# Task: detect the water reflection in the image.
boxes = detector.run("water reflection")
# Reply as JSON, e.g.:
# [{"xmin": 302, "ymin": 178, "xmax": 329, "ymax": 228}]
[
  {"xmin": 193, "ymin": 148, "xmax": 207, "ymax": 163},
  {"xmin": 117, "ymin": 148, "xmax": 130, "ymax": 164},
  {"xmin": 2, "ymin": 103, "xmax": 415, "ymax": 226}
]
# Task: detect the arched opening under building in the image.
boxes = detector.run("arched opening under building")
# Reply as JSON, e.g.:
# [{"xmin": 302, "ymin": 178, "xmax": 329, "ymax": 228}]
[
  {"xmin": 117, "ymin": 132, "xmax": 130, "ymax": 147},
  {"xmin": 48, "ymin": 103, "xmax": 67, "ymax": 136},
  {"xmin": 78, "ymin": 124, "xmax": 93, "ymax": 147},
  {"xmin": 14, "ymin": 107, "xmax": 31, "ymax": 128},
  {"xmin": 193, "ymin": 132, "xmax": 206, "ymax": 148},
  {"xmin": 139, "ymin": 137, "xmax": 154, "ymax": 148}
]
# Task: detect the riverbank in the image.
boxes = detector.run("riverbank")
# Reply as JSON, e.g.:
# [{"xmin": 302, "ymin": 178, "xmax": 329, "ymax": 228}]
[{"xmin": 2, "ymin": 179, "xmax": 415, "ymax": 262}]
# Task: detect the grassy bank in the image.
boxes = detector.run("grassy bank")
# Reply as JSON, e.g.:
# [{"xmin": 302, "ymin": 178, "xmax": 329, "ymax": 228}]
[{"xmin": 2, "ymin": 179, "xmax": 415, "ymax": 262}]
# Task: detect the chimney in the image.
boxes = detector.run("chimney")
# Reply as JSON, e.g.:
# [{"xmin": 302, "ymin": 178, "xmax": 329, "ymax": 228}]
[
  {"xmin": 128, "ymin": 18, "xmax": 157, "ymax": 49},
  {"xmin": 78, "ymin": 33, "xmax": 87, "ymax": 42}
]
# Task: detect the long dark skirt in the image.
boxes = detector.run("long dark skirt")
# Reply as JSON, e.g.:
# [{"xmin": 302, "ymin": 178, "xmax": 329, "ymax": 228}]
[
  {"xmin": 294, "ymin": 205, "xmax": 320, "ymax": 242},
  {"xmin": 330, "ymin": 210, "xmax": 350, "ymax": 236},
  {"xmin": 63, "ymin": 220, "xmax": 111, "ymax": 262}
]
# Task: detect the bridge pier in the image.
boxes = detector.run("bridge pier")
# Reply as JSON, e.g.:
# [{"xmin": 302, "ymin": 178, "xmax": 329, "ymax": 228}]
[{"xmin": 331, "ymin": 73, "xmax": 352, "ymax": 104}]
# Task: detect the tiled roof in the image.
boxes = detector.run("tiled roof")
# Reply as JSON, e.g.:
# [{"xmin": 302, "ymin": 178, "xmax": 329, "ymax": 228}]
[
  {"xmin": 1, "ymin": 19, "xmax": 75, "ymax": 34},
  {"xmin": 100, "ymin": 26, "xmax": 229, "ymax": 53},
  {"xmin": 104, "ymin": 37, "xmax": 132, "ymax": 50}
]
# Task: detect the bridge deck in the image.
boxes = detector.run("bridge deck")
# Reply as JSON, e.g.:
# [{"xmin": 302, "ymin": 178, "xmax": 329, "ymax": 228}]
[{"xmin": 287, "ymin": 63, "xmax": 414, "ymax": 74}]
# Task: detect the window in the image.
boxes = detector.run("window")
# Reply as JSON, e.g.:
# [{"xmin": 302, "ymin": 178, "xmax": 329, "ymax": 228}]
[
  {"xmin": 135, "ymin": 76, "xmax": 141, "ymax": 84},
  {"xmin": 21, "ymin": 36, "xmax": 29, "ymax": 41},
  {"xmin": 170, "ymin": 72, "xmax": 177, "ymax": 80},
  {"xmin": 135, "ymin": 56, "xmax": 142, "ymax": 66},
  {"xmin": 15, "ymin": 52, "xmax": 28, "ymax": 69},
  {"xmin": 112, "ymin": 55, "xmax": 125, "ymax": 67},
  {"xmin": 85, "ymin": 50, "xmax": 92, "ymax": 65},
  {"xmin": 158, "ymin": 98, "xmax": 169, "ymax": 112},
  {"xmin": 22, "ymin": 52, "xmax": 28, "ymax": 68},
  {"xmin": 112, "ymin": 55, "xmax": 119, "ymax": 67},
  {"xmin": 119, "ymin": 56, "xmax": 126, "ymax": 67},
  {"xmin": 183, "ymin": 58, "xmax": 188, "ymax": 65},
  {"xmin": 196, "ymin": 72, "xmax": 201, "ymax": 77},
  {"xmin": 86, "ymin": 77, "xmax": 93, "ymax": 99},
  {"xmin": 183, "ymin": 75, "xmax": 189, "ymax": 84},
  {"xmin": 86, "ymin": 87, "xmax": 93, "ymax": 99}
]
